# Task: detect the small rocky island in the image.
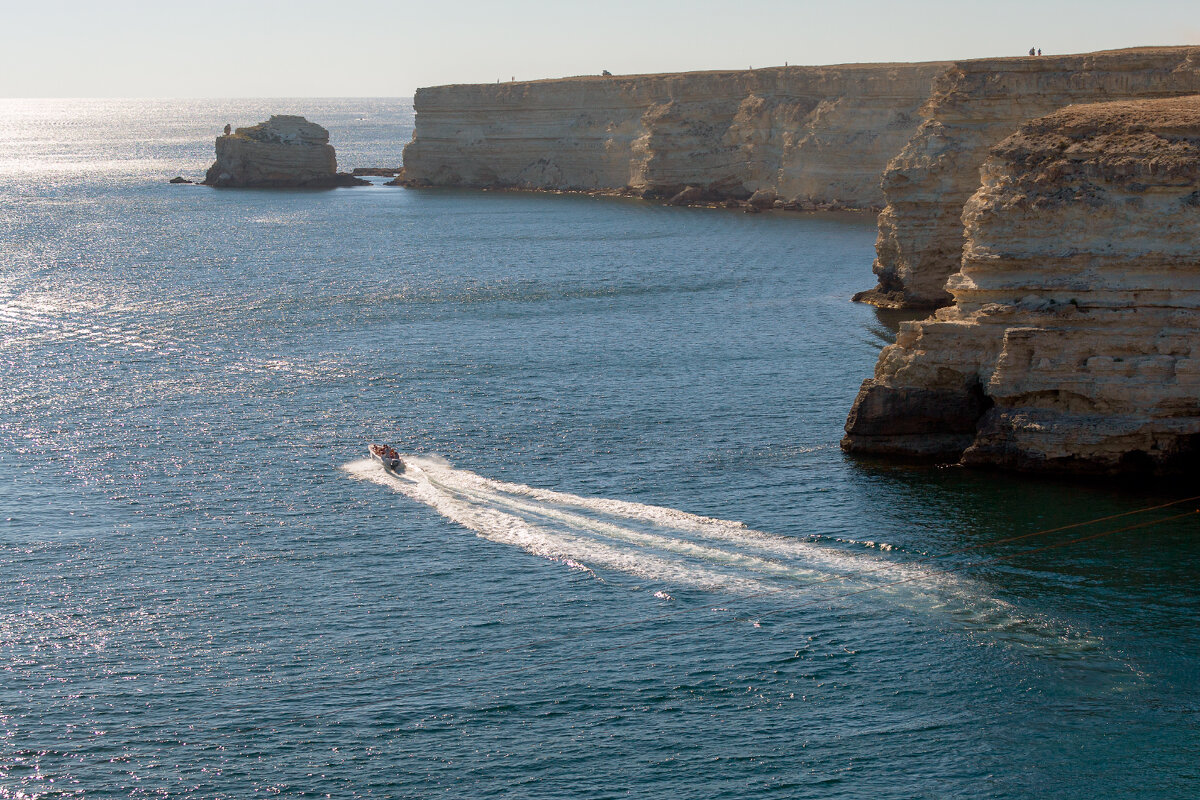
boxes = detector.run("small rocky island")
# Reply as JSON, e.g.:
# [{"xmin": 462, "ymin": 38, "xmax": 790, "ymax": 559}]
[{"xmin": 202, "ymin": 115, "xmax": 367, "ymax": 188}]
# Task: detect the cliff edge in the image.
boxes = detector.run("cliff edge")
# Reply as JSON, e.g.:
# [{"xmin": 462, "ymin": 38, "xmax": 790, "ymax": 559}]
[
  {"xmin": 843, "ymin": 95, "xmax": 1200, "ymax": 474},
  {"xmin": 859, "ymin": 46, "xmax": 1200, "ymax": 308},
  {"xmin": 399, "ymin": 63, "xmax": 948, "ymax": 209}
]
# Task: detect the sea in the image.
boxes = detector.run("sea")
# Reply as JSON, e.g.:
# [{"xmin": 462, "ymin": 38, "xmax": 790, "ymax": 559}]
[{"xmin": 0, "ymin": 98, "xmax": 1197, "ymax": 799}]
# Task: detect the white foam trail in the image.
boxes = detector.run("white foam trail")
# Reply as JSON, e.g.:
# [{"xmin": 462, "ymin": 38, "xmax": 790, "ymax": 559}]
[
  {"xmin": 409, "ymin": 457, "xmax": 966, "ymax": 591},
  {"xmin": 342, "ymin": 456, "xmax": 1109, "ymax": 658},
  {"xmin": 344, "ymin": 457, "xmax": 776, "ymax": 594},
  {"xmin": 343, "ymin": 455, "xmax": 964, "ymax": 599},
  {"xmin": 430, "ymin": 475, "xmax": 817, "ymax": 581}
]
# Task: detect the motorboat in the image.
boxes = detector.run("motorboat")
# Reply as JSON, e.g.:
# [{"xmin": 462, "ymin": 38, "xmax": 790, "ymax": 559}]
[{"xmin": 368, "ymin": 443, "xmax": 405, "ymax": 472}]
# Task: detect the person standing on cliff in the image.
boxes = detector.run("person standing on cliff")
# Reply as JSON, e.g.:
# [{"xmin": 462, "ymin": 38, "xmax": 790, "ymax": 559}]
[
  {"xmin": 223, "ymin": 123, "xmax": 231, "ymax": 136},
  {"xmin": 1037, "ymin": 48, "xmax": 1042, "ymax": 56},
  {"xmin": 1029, "ymin": 47, "xmax": 1035, "ymax": 56}
]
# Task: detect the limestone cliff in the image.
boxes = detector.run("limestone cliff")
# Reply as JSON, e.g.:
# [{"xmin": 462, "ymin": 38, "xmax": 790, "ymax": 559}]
[
  {"xmin": 843, "ymin": 95, "xmax": 1200, "ymax": 474},
  {"xmin": 400, "ymin": 63, "xmax": 948, "ymax": 208},
  {"xmin": 859, "ymin": 46, "xmax": 1200, "ymax": 308},
  {"xmin": 204, "ymin": 115, "xmax": 365, "ymax": 188}
]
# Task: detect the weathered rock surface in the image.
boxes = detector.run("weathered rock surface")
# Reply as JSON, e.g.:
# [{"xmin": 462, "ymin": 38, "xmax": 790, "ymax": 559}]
[
  {"xmin": 399, "ymin": 63, "xmax": 949, "ymax": 208},
  {"xmin": 844, "ymin": 95, "xmax": 1200, "ymax": 474},
  {"xmin": 860, "ymin": 46, "xmax": 1200, "ymax": 308},
  {"xmin": 746, "ymin": 189, "xmax": 777, "ymax": 209},
  {"xmin": 203, "ymin": 115, "xmax": 367, "ymax": 188},
  {"xmin": 667, "ymin": 185, "xmax": 705, "ymax": 206}
]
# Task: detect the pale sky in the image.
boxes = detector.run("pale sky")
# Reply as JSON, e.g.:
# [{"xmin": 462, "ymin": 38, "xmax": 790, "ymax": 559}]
[{"xmin": 2, "ymin": 0, "xmax": 1197, "ymax": 97}]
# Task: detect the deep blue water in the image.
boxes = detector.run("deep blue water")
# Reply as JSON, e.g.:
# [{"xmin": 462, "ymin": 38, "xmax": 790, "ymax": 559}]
[{"xmin": 0, "ymin": 99, "xmax": 1197, "ymax": 799}]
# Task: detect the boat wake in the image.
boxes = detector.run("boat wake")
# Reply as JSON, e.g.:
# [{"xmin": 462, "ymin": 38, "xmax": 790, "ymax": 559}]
[
  {"xmin": 341, "ymin": 456, "xmax": 1110, "ymax": 658},
  {"xmin": 345, "ymin": 455, "xmax": 917, "ymax": 596}
]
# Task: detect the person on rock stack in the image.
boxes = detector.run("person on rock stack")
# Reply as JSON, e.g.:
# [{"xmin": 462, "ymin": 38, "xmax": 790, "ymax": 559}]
[
  {"xmin": 1029, "ymin": 47, "xmax": 1035, "ymax": 56},
  {"xmin": 223, "ymin": 124, "xmax": 231, "ymax": 136},
  {"xmin": 1037, "ymin": 48, "xmax": 1042, "ymax": 55}
]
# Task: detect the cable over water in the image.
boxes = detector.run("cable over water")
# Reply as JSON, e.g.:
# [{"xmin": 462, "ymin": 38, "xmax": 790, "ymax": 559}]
[{"xmin": 205, "ymin": 454, "xmax": 1196, "ymax": 735}]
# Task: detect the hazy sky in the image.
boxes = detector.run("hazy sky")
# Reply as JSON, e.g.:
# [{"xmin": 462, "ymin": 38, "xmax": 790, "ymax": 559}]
[{"xmin": 2, "ymin": 0, "xmax": 1197, "ymax": 97}]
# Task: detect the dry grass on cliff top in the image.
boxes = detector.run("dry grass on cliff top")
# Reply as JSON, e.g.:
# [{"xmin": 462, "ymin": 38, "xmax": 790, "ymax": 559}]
[{"xmin": 987, "ymin": 95, "xmax": 1200, "ymax": 188}]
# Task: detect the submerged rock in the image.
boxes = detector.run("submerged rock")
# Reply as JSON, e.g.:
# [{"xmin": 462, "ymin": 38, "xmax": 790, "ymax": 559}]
[
  {"xmin": 667, "ymin": 185, "xmax": 705, "ymax": 206},
  {"xmin": 202, "ymin": 115, "xmax": 368, "ymax": 188}
]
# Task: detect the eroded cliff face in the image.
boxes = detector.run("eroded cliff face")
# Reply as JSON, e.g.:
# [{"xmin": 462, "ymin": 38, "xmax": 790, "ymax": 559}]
[
  {"xmin": 400, "ymin": 64, "xmax": 947, "ymax": 208},
  {"xmin": 204, "ymin": 115, "xmax": 359, "ymax": 188},
  {"xmin": 860, "ymin": 46, "xmax": 1200, "ymax": 308},
  {"xmin": 844, "ymin": 95, "xmax": 1200, "ymax": 474}
]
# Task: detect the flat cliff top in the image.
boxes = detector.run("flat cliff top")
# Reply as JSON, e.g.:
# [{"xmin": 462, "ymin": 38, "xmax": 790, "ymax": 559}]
[
  {"xmin": 229, "ymin": 115, "xmax": 330, "ymax": 147},
  {"xmin": 421, "ymin": 60, "xmax": 953, "ymax": 90},
  {"xmin": 419, "ymin": 45, "xmax": 1197, "ymax": 91},
  {"xmin": 948, "ymin": 44, "xmax": 1199, "ymax": 72},
  {"xmin": 923, "ymin": 45, "xmax": 1200, "ymax": 113}
]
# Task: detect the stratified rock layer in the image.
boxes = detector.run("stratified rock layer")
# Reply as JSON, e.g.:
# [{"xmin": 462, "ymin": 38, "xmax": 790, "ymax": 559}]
[
  {"xmin": 204, "ymin": 115, "xmax": 361, "ymax": 188},
  {"xmin": 844, "ymin": 95, "xmax": 1200, "ymax": 474},
  {"xmin": 861, "ymin": 46, "xmax": 1200, "ymax": 308},
  {"xmin": 400, "ymin": 63, "xmax": 949, "ymax": 208}
]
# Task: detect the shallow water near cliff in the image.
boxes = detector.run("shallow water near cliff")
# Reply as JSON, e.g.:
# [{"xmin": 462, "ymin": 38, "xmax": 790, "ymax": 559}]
[{"xmin": 1, "ymin": 99, "xmax": 1197, "ymax": 799}]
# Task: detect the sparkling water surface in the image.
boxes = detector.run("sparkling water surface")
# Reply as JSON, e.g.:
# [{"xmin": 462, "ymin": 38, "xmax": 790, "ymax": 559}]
[{"xmin": 0, "ymin": 99, "xmax": 1197, "ymax": 798}]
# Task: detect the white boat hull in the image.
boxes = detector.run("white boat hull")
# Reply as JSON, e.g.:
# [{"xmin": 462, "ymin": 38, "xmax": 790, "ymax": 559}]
[{"xmin": 368, "ymin": 447, "xmax": 405, "ymax": 473}]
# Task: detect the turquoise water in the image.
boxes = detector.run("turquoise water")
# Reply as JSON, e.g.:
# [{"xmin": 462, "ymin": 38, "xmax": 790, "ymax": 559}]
[{"xmin": 0, "ymin": 99, "xmax": 1197, "ymax": 798}]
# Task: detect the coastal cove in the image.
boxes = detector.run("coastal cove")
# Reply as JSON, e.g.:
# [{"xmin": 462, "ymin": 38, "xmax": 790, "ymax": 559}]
[
  {"xmin": 1, "ymin": 98, "xmax": 1198, "ymax": 798},
  {"xmin": 398, "ymin": 46, "xmax": 1200, "ymax": 475}
]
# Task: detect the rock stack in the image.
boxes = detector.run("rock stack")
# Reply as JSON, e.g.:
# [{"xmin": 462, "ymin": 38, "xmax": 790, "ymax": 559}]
[{"xmin": 203, "ymin": 115, "xmax": 367, "ymax": 188}]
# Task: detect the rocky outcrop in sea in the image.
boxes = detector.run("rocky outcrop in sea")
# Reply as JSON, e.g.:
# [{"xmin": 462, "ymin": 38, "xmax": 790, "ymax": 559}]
[
  {"xmin": 843, "ymin": 95, "xmax": 1200, "ymax": 474},
  {"xmin": 203, "ymin": 115, "xmax": 367, "ymax": 188}
]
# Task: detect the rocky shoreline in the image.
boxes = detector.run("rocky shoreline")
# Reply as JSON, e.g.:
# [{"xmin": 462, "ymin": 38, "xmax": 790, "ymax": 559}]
[{"xmin": 389, "ymin": 171, "xmax": 876, "ymax": 213}]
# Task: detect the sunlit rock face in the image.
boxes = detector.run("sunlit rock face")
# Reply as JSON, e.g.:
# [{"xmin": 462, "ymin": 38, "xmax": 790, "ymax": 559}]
[
  {"xmin": 399, "ymin": 63, "xmax": 948, "ymax": 208},
  {"xmin": 204, "ymin": 115, "xmax": 342, "ymax": 188},
  {"xmin": 844, "ymin": 95, "xmax": 1200, "ymax": 474},
  {"xmin": 861, "ymin": 46, "xmax": 1200, "ymax": 309}
]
